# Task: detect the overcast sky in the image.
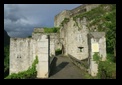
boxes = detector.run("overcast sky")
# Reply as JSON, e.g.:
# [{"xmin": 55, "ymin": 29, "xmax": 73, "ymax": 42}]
[{"xmin": 4, "ymin": 4, "xmax": 81, "ymax": 37}]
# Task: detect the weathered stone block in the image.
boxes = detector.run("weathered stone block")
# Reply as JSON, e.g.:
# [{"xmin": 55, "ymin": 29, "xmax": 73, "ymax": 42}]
[{"xmin": 37, "ymin": 62, "xmax": 49, "ymax": 78}]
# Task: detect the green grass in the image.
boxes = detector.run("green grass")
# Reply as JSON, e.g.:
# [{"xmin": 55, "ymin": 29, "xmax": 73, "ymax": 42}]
[{"xmin": 44, "ymin": 27, "xmax": 60, "ymax": 33}]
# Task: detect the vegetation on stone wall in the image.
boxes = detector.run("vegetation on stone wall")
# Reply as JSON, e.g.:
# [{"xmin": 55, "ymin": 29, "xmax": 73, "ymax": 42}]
[
  {"xmin": 98, "ymin": 60, "xmax": 116, "ymax": 79},
  {"xmin": 73, "ymin": 4, "xmax": 115, "ymax": 21},
  {"xmin": 60, "ymin": 18, "xmax": 70, "ymax": 27},
  {"xmin": 44, "ymin": 27, "xmax": 60, "ymax": 33},
  {"xmin": 93, "ymin": 53, "xmax": 116, "ymax": 79},
  {"xmin": 74, "ymin": 20, "xmax": 81, "ymax": 30},
  {"xmin": 72, "ymin": 5, "xmax": 116, "ymax": 79},
  {"xmin": 5, "ymin": 56, "xmax": 38, "ymax": 79},
  {"xmin": 73, "ymin": 4, "xmax": 116, "ymax": 55},
  {"xmin": 93, "ymin": 52, "xmax": 101, "ymax": 64}
]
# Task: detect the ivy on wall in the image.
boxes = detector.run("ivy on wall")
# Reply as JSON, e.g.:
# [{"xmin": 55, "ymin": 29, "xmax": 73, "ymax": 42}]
[
  {"xmin": 60, "ymin": 18, "xmax": 70, "ymax": 27},
  {"xmin": 93, "ymin": 52, "xmax": 116, "ymax": 79}
]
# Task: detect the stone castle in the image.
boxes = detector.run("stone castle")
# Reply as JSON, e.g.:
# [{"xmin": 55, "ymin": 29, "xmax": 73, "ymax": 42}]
[{"xmin": 9, "ymin": 4, "xmax": 106, "ymax": 78}]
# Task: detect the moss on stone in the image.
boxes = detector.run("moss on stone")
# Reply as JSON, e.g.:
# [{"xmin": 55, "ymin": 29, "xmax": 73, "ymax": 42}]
[{"xmin": 60, "ymin": 18, "xmax": 70, "ymax": 27}]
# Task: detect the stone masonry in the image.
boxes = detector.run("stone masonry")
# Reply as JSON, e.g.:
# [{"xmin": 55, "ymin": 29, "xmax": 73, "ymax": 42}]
[
  {"xmin": 54, "ymin": 4, "xmax": 100, "ymax": 27},
  {"xmin": 10, "ymin": 38, "xmax": 33, "ymax": 74},
  {"xmin": 54, "ymin": 4, "xmax": 106, "ymax": 76},
  {"xmin": 88, "ymin": 32, "xmax": 106, "ymax": 76},
  {"xmin": 9, "ymin": 4, "xmax": 107, "ymax": 77},
  {"xmin": 10, "ymin": 28, "xmax": 55, "ymax": 78}
]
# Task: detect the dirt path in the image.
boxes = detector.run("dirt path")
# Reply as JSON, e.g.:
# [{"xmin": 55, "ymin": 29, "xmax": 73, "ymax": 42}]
[{"xmin": 49, "ymin": 55, "xmax": 84, "ymax": 79}]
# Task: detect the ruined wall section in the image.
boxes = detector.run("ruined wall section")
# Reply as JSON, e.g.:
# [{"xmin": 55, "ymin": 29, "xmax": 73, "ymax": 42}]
[
  {"xmin": 61, "ymin": 17, "xmax": 89, "ymax": 60},
  {"xmin": 32, "ymin": 30, "xmax": 58, "ymax": 57},
  {"xmin": 54, "ymin": 4, "xmax": 101, "ymax": 27},
  {"xmin": 85, "ymin": 4, "xmax": 100, "ymax": 11},
  {"xmin": 10, "ymin": 38, "xmax": 33, "ymax": 74},
  {"xmin": 54, "ymin": 10, "xmax": 71, "ymax": 27},
  {"xmin": 70, "ymin": 4, "xmax": 87, "ymax": 16},
  {"xmin": 88, "ymin": 32, "xmax": 106, "ymax": 76},
  {"xmin": 69, "ymin": 4, "xmax": 100, "ymax": 16}
]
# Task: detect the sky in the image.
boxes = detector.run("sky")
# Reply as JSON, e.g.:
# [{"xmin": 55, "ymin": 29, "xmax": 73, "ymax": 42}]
[{"xmin": 4, "ymin": 4, "xmax": 81, "ymax": 37}]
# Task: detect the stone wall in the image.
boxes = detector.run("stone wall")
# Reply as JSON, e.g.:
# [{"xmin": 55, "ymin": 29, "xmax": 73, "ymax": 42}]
[
  {"xmin": 10, "ymin": 38, "xmax": 33, "ymax": 74},
  {"xmin": 9, "ymin": 28, "xmax": 55, "ymax": 78},
  {"xmin": 54, "ymin": 4, "xmax": 101, "ymax": 27},
  {"xmin": 88, "ymin": 32, "xmax": 106, "ymax": 76},
  {"xmin": 36, "ymin": 35, "xmax": 49, "ymax": 78},
  {"xmin": 54, "ymin": 10, "xmax": 71, "ymax": 27},
  {"xmin": 58, "ymin": 4, "xmax": 107, "ymax": 77},
  {"xmin": 85, "ymin": 4, "xmax": 100, "ymax": 11},
  {"xmin": 32, "ymin": 30, "xmax": 57, "ymax": 57},
  {"xmin": 70, "ymin": 4, "xmax": 87, "ymax": 16},
  {"xmin": 60, "ymin": 17, "xmax": 89, "ymax": 60},
  {"xmin": 9, "ymin": 4, "xmax": 107, "ymax": 78}
]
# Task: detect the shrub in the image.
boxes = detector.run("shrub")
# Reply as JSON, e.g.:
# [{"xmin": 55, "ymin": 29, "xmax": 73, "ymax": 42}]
[
  {"xmin": 60, "ymin": 18, "xmax": 70, "ymax": 27},
  {"xmin": 4, "ymin": 45, "xmax": 9, "ymax": 77},
  {"xmin": 28, "ymin": 36, "xmax": 32, "ymax": 38},
  {"xmin": 73, "ymin": 4, "xmax": 116, "ymax": 54},
  {"xmin": 55, "ymin": 49, "xmax": 62, "ymax": 55},
  {"xmin": 98, "ymin": 60, "xmax": 116, "ymax": 79},
  {"xmin": 96, "ymin": 53, "xmax": 116, "ymax": 79},
  {"xmin": 44, "ymin": 27, "xmax": 60, "ymax": 33},
  {"xmin": 93, "ymin": 53, "xmax": 116, "ymax": 79}
]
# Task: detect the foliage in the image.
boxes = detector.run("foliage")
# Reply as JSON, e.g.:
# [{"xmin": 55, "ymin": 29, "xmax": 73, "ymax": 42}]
[
  {"xmin": 60, "ymin": 18, "xmax": 70, "ymax": 27},
  {"xmin": 93, "ymin": 52, "xmax": 116, "ymax": 79},
  {"xmin": 98, "ymin": 60, "xmax": 116, "ymax": 79},
  {"xmin": 44, "ymin": 27, "xmax": 60, "ymax": 33},
  {"xmin": 55, "ymin": 49, "xmax": 62, "ymax": 55},
  {"xmin": 73, "ymin": 4, "xmax": 116, "ymax": 54},
  {"xmin": 107, "ymin": 53, "xmax": 115, "ymax": 62},
  {"xmin": 4, "ymin": 30, "xmax": 10, "ymax": 46},
  {"xmin": 4, "ymin": 30, "xmax": 10, "ymax": 77},
  {"xmin": 95, "ymin": 53, "xmax": 116, "ymax": 79},
  {"xmin": 5, "ymin": 56, "xmax": 38, "ymax": 79},
  {"xmin": 73, "ymin": 4, "xmax": 115, "ymax": 21},
  {"xmin": 28, "ymin": 36, "xmax": 32, "ymax": 38},
  {"xmin": 82, "ymin": 70, "xmax": 94, "ymax": 79},
  {"xmin": 105, "ymin": 10, "xmax": 116, "ymax": 54},
  {"xmin": 93, "ymin": 52, "xmax": 102, "ymax": 64},
  {"xmin": 74, "ymin": 20, "xmax": 81, "ymax": 30},
  {"xmin": 4, "ymin": 45, "xmax": 9, "ymax": 75},
  {"xmin": 82, "ymin": 54, "xmax": 116, "ymax": 79}
]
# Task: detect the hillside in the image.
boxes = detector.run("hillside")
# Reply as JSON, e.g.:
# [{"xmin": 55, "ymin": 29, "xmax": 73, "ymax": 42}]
[
  {"xmin": 4, "ymin": 30, "xmax": 10, "ymax": 46},
  {"xmin": 4, "ymin": 30, "xmax": 10, "ymax": 77}
]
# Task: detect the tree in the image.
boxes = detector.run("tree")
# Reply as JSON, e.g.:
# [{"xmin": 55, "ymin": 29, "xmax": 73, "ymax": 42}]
[{"xmin": 105, "ymin": 9, "xmax": 116, "ymax": 57}]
